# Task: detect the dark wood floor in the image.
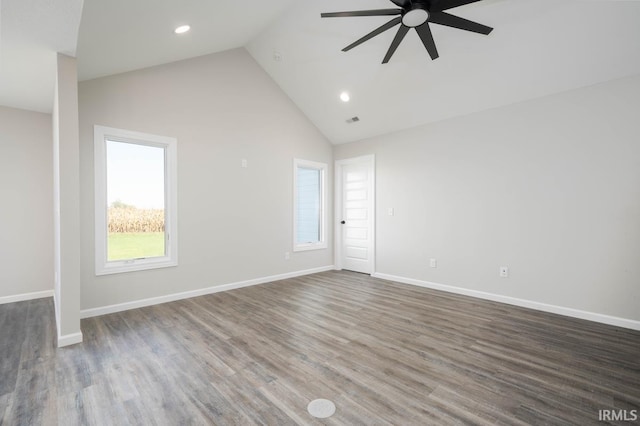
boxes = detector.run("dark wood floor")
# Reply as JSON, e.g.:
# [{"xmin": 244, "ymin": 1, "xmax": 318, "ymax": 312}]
[{"xmin": 1, "ymin": 271, "xmax": 639, "ymax": 425}]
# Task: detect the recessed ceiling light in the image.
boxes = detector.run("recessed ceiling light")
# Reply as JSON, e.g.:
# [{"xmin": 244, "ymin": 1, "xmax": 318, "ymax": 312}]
[
  {"xmin": 340, "ymin": 92, "xmax": 350, "ymax": 102},
  {"xmin": 174, "ymin": 25, "xmax": 191, "ymax": 35}
]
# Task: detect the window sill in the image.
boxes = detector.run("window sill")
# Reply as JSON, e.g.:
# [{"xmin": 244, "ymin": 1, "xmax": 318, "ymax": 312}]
[
  {"xmin": 96, "ymin": 257, "xmax": 177, "ymax": 276},
  {"xmin": 293, "ymin": 243, "xmax": 327, "ymax": 252}
]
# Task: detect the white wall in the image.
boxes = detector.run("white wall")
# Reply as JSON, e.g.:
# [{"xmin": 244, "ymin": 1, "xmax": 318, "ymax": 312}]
[
  {"xmin": 78, "ymin": 48, "xmax": 333, "ymax": 311},
  {"xmin": 335, "ymin": 74, "xmax": 640, "ymax": 324},
  {"xmin": 0, "ymin": 106, "xmax": 53, "ymax": 300},
  {"xmin": 53, "ymin": 53, "xmax": 83, "ymax": 346}
]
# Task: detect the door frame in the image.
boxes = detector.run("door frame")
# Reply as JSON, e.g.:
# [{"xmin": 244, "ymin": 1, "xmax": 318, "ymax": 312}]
[{"xmin": 334, "ymin": 154, "xmax": 376, "ymax": 274}]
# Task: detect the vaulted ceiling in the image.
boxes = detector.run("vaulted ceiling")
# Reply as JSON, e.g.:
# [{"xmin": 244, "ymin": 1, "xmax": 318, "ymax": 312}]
[
  {"xmin": 0, "ymin": 0, "xmax": 83, "ymax": 112},
  {"xmin": 2, "ymin": 0, "xmax": 640, "ymax": 144}
]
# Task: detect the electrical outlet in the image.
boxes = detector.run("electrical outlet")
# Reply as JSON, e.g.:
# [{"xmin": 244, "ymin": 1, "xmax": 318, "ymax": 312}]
[
  {"xmin": 430, "ymin": 258, "xmax": 437, "ymax": 268},
  {"xmin": 241, "ymin": 159, "xmax": 248, "ymax": 168},
  {"xmin": 285, "ymin": 252, "xmax": 290, "ymax": 260},
  {"xmin": 500, "ymin": 266, "xmax": 509, "ymax": 278}
]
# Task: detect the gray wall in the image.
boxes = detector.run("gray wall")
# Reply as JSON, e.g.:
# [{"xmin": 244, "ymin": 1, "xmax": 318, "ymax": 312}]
[
  {"xmin": 78, "ymin": 48, "xmax": 333, "ymax": 311},
  {"xmin": 335, "ymin": 74, "xmax": 640, "ymax": 322},
  {"xmin": 0, "ymin": 106, "xmax": 53, "ymax": 299}
]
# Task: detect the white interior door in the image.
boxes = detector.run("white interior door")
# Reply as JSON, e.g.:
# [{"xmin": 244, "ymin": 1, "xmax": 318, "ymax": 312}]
[{"xmin": 336, "ymin": 156, "xmax": 374, "ymax": 274}]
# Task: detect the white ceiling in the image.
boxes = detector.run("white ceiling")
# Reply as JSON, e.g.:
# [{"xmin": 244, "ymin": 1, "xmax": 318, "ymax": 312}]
[
  {"xmin": 2, "ymin": 0, "xmax": 640, "ymax": 143},
  {"xmin": 76, "ymin": 0, "xmax": 295, "ymax": 81},
  {"xmin": 0, "ymin": 0, "xmax": 83, "ymax": 112},
  {"xmin": 248, "ymin": 0, "xmax": 640, "ymax": 143}
]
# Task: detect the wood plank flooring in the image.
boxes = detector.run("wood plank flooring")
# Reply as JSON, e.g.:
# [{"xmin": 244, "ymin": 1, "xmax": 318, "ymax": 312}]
[{"xmin": 1, "ymin": 271, "xmax": 639, "ymax": 425}]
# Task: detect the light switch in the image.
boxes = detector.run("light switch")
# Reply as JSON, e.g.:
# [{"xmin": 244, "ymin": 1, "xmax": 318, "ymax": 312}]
[
  {"xmin": 388, "ymin": 208, "xmax": 394, "ymax": 216},
  {"xmin": 241, "ymin": 159, "xmax": 248, "ymax": 168}
]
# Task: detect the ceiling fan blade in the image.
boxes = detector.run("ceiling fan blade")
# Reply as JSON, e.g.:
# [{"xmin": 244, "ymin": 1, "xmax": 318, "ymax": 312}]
[
  {"xmin": 321, "ymin": 9, "xmax": 402, "ymax": 18},
  {"xmin": 431, "ymin": 0, "xmax": 483, "ymax": 13},
  {"xmin": 428, "ymin": 11, "xmax": 493, "ymax": 35},
  {"xmin": 382, "ymin": 25, "xmax": 410, "ymax": 64},
  {"xmin": 343, "ymin": 17, "xmax": 402, "ymax": 52},
  {"xmin": 415, "ymin": 24, "xmax": 439, "ymax": 60}
]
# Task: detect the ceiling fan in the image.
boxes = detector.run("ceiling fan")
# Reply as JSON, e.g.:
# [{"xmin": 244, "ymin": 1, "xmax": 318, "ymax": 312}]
[{"xmin": 321, "ymin": 0, "xmax": 493, "ymax": 63}]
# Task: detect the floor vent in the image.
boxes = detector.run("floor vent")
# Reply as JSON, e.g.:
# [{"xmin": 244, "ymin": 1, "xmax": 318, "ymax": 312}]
[{"xmin": 307, "ymin": 399, "xmax": 336, "ymax": 418}]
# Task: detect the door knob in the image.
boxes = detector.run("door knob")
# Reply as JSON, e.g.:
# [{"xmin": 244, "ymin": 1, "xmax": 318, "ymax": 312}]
[{"xmin": 341, "ymin": 220, "xmax": 346, "ymax": 224}]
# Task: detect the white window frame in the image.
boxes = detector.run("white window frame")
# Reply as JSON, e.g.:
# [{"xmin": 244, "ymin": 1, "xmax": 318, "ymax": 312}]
[
  {"xmin": 293, "ymin": 158, "xmax": 327, "ymax": 252},
  {"xmin": 94, "ymin": 125, "xmax": 178, "ymax": 275}
]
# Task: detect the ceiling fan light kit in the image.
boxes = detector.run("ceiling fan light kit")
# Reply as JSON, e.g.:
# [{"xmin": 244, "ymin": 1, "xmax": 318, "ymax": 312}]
[
  {"xmin": 402, "ymin": 7, "xmax": 429, "ymax": 27},
  {"xmin": 321, "ymin": 0, "xmax": 493, "ymax": 63}
]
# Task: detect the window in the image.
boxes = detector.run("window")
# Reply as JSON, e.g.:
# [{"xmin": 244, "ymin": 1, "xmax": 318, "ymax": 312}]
[
  {"xmin": 94, "ymin": 125, "xmax": 178, "ymax": 275},
  {"xmin": 293, "ymin": 159, "xmax": 327, "ymax": 251}
]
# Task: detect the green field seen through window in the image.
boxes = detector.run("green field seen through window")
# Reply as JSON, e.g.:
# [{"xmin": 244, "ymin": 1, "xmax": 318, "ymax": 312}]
[{"xmin": 107, "ymin": 232, "xmax": 165, "ymax": 261}]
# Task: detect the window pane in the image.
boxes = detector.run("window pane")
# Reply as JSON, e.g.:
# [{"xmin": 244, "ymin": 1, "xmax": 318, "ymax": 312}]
[
  {"xmin": 106, "ymin": 140, "xmax": 165, "ymax": 261},
  {"xmin": 296, "ymin": 166, "xmax": 321, "ymax": 244}
]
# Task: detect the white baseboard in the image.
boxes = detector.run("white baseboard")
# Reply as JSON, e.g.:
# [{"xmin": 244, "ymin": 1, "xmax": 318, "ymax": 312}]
[
  {"xmin": 57, "ymin": 331, "xmax": 83, "ymax": 348},
  {"xmin": 373, "ymin": 272, "xmax": 640, "ymax": 331},
  {"xmin": 0, "ymin": 290, "xmax": 54, "ymax": 305},
  {"xmin": 81, "ymin": 265, "xmax": 335, "ymax": 319},
  {"xmin": 53, "ymin": 292, "xmax": 84, "ymax": 348}
]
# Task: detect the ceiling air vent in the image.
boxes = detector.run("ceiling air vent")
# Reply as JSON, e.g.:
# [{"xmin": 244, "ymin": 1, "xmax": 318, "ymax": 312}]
[{"xmin": 346, "ymin": 116, "xmax": 360, "ymax": 124}]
